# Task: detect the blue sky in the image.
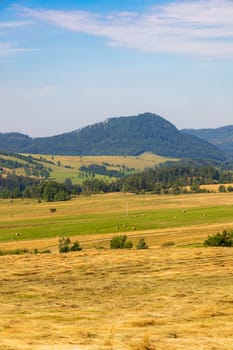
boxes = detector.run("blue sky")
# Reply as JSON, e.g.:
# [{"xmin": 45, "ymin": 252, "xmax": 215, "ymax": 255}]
[{"xmin": 0, "ymin": 0, "xmax": 233, "ymax": 136}]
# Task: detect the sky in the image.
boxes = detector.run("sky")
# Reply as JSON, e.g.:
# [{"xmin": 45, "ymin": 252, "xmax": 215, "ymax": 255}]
[{"xmin": 0, "ymin": 0, "xmax": 233, "ymax": 137}]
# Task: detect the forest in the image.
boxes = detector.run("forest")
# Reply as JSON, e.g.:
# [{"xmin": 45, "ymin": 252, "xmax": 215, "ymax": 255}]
[{"xmin": 1, "ymin": 162, "xmax": 233, "ymax": 200}]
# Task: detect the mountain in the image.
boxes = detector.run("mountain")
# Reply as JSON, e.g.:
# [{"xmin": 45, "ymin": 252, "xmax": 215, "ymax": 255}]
[
  {"xmin": 0, "ymin": 113, "xmax": 224, "ymax": 160},
  {"xmin": 183, "ymin": 125, "xmax": 233, "ymax": 159}
]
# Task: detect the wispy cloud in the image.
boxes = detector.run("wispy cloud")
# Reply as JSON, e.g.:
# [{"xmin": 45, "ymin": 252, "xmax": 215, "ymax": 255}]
[
  {"xmin": 20, "ymin": 0, "xmax": 233, "ymax": 59},
  {"xmin": 0, "ymin": 20, "xmax": 34, "ymax": 56},
  {"xmin": 0, "ymin": 21, "xmax": 32, "ymax": 28},
  {"xmin": 0, "ymin": 42, "xmax": 39, "ymax": 56}
]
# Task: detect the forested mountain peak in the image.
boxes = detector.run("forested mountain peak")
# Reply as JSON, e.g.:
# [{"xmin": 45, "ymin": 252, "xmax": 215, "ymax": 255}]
[{"xmin": 0, "ymin": 113, "xmax": 224, "ymax": 160}]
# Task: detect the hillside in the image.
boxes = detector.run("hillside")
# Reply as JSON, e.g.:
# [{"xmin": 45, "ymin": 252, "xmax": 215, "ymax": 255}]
[
  {"xmin": 0, "ymin": 151, "xmax": 175, "ymax": 184},
  {"xmin": 183, "ymin": 125, "xmax": 233, "ymax": 158},
  {"xmin": 0, "ymin": 113, "xmax": 224, "ymax": 160}
]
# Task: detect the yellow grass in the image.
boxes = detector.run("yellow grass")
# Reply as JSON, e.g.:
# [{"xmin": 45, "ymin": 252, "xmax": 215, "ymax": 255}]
[
  {"xmin": 0, "ymin": 192, "xmax": 233, "ymax": 349},
  {"xmin": 0, "ymin": 152, "xmax": 175, "ymax": 183},
  {"xmin": 200, "ymin": 183, "xmax": 233, "ymax": 192},
  {"xmin": 0, "ymin": 247, "xmax": 233, "ymax": 349},
  {"xmin": 31, "ymin": 152, "xmax": 177, "ymax": 171}
]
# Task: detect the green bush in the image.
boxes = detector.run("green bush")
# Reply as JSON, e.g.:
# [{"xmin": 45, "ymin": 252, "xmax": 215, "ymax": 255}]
[
  {"xmin": 59, "ymin": 237, "xmax": 71, "ymax": 253},
  {"xmin": 110, "ymin": 235, "xmax": 133, "ymax": 249},
  {"xmin": 124, "ymin": 240, "xmax": 133, "ymax": 249},
  {"xmin": 227, "ymin": 186, "xmax": 233, "ymax": 192},
  {"xmin": 70, "ymin": 241, "xmax": 82, "ymax": 251},
  {"xmin": 218, "ymin": 185, "xmax": 226, "ymax": 193},
  {"xmin": 136, "ymin": 238, "xmax": 148, "ymax": 249},
  {"xmin": 59, "ymin": 237, "xmax": 82, "ymax": 253},
  {"xmin": 204, "ymin": 229, "xmax": 233, "ymax": 247}
]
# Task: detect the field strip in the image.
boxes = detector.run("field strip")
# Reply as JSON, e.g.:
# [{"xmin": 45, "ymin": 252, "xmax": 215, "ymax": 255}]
[{"xmin": 1, "ymin": 220, "xmax": 232, "ymax": 251}]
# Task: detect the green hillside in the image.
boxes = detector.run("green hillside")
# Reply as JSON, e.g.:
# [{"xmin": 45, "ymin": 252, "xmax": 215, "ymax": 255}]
[
  {"xmin": 0, "ymin": 113, "xmax": 224, "ymax": 160},
  {"xmin": 183, "ymin": 125, "xmax": 233, "ymax": 159}
]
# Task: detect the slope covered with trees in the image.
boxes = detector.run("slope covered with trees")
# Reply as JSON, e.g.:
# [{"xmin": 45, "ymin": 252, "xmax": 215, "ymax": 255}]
[
  {"xmin": 183, "ymin": 125, "xmax": 233, "ymax": 159},
  {"xmin": 0, "ymin": 113, "xmax": 224, "ymax": 160}
]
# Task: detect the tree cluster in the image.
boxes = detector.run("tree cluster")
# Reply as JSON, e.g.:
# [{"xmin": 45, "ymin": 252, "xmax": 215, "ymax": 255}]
[
  {"xmin": 204, "ymin": 229, "xmax": 233, "ymax": 247},
  {"xmin": 80, "ymin": 164, "xmax": 125, "ymax": 178},
  {"xmin": 0, "ymin": 174, "xmax": 71, "ymax": 201},
  {"xmin": 117, "ymin": 164, "xmax": 233, "ymax": 194}
]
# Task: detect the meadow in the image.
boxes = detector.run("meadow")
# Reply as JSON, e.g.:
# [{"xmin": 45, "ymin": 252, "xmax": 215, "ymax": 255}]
[
  {"xmin": 1, "ymin": 192, "xmax": 233, "ymax": 247},
  {"xmin": 3, "ymin": 152, "xmax": 176, "ymax": 183},
  {"xmin": 0, "ymin": 192, "xmax": 233, "ymax": 349}
]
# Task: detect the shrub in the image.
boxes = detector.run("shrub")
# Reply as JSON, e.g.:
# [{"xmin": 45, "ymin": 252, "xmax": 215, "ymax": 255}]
[
  {"xmin": 110, "ymin": 235, "xmax": 133, "ymax": 249},
  {"xmin": 59, "ymin": 237, "xmax": 71, "ymax": 253},
  {"xmin": 70, "ymin": 241, "xmax": 82, "ymax": 251},
  {"xmin": 58, "ymin": 237, "xmax": 82, "ymax": 253},
  {"xmin": 124, "ymin": 240, "xmax": 133, "ymax": 249},
  {"xmin": 218, "ymin": 185, "xmax": 226, "ymax": 192},
  {"xmin": 227, "ymin": 186, "xmax": 233, "ymax": 192},
  {"xmin": 136, "ymin": 238, "xmax": 148, "ymax": 249},
  {"xmin": 50, "ymin": 208, "xmax": 57, "ymax": 213},
  {"xmin": 204, "ymin": 229, "xmax": 233, "ymax": 247}
]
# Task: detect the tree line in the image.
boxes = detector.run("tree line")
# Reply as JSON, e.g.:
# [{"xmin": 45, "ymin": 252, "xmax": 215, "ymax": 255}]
[{"xmin": 1, "ymin": 163, "xmax": 233, "ymax": 200}]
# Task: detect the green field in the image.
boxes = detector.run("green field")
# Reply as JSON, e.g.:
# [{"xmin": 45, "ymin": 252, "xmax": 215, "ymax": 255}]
[{"xmin": 1, "ymin": 192, "xmax": 233, "ymax": 244}]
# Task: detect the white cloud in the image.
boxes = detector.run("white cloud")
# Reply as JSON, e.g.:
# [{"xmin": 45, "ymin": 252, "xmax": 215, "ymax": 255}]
[
  {"xmin": 0, "ymin": 42, "xmax": 39, "ymax": 56},
  {"xmin": 0, "ymin": 21, "xmax": 32, "ymax": 28},
  {"xmin": 20, "ymin": 0, "xmax": 233, "ymax": 59},
  {"xmin": 0, "ymin": 20, "xmax": 35, "ymax": 56}
]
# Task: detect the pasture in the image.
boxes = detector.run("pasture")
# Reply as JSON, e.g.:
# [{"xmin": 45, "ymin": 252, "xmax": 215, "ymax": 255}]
[
  {"xmin": 0, "ymin": 192, "xmax": 233, "ymax": 349},
  {"xmin": 1, "ymin": 192, "xmax": 233, "ymax": 248},
  {"xmin": 27, "ymin": 152, "xmax": 177, "ymax": 183},
  {"xmin": 0, "ymin": 151, "xmax": 177, "ymax": 183}
]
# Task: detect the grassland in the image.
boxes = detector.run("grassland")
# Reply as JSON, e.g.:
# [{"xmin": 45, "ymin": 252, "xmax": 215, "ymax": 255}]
[
  {"xmin": 1, "ymin": 192, "xmax": 233, "ymax": 246},
  {"xmin": 0, "ymin": 192, "xmax": 233, "ymax": 349},
  {"xmin": 32, "ymin": 152, "xmax": 176, "ymax": 171},
  {"xmin": 17, "ymin": 152, "xmax": 175, "ymax": 183}
]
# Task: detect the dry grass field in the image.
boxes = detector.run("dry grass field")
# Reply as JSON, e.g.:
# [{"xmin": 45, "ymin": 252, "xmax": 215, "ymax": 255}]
[
  {"xmin": 0, "ymin": 247, "xmax": 233, "ymax": 350},
  {"xmin": 29, "ymin": 152, "xmax": 177, "ymax": 183},
  {"xmin": 2, "ymin": 151, "xmax": 176, "ymax": 183},
  {"xmin": 199, "ymin": 183, "xmax": 233, "ymax": 192},
  {"xmin": 0, "ymin": 193, "xmax": 233, "ymax": 349},
  {"xmin": 31, "ymin": 152, "xmax": 176, "ymax": 171}
]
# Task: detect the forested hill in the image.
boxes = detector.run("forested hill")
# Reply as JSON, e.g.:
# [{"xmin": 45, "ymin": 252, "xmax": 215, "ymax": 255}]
[
  {"xmin": 183, "ymin": 125, "xmax": 233, "ymax": 159},
  {"xmin": 0, "ymin": 113, "xmax": 224, "ymax": 160}
]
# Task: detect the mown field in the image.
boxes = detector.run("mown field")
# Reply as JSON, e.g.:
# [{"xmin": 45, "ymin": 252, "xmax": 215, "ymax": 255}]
[
  {"xmin": 1, "ymin": 192, "xmax": 233, "ymax": 247},
  {"xmin": 0, "ymin": 192, "xmax": 233, "ymax": 349}
]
